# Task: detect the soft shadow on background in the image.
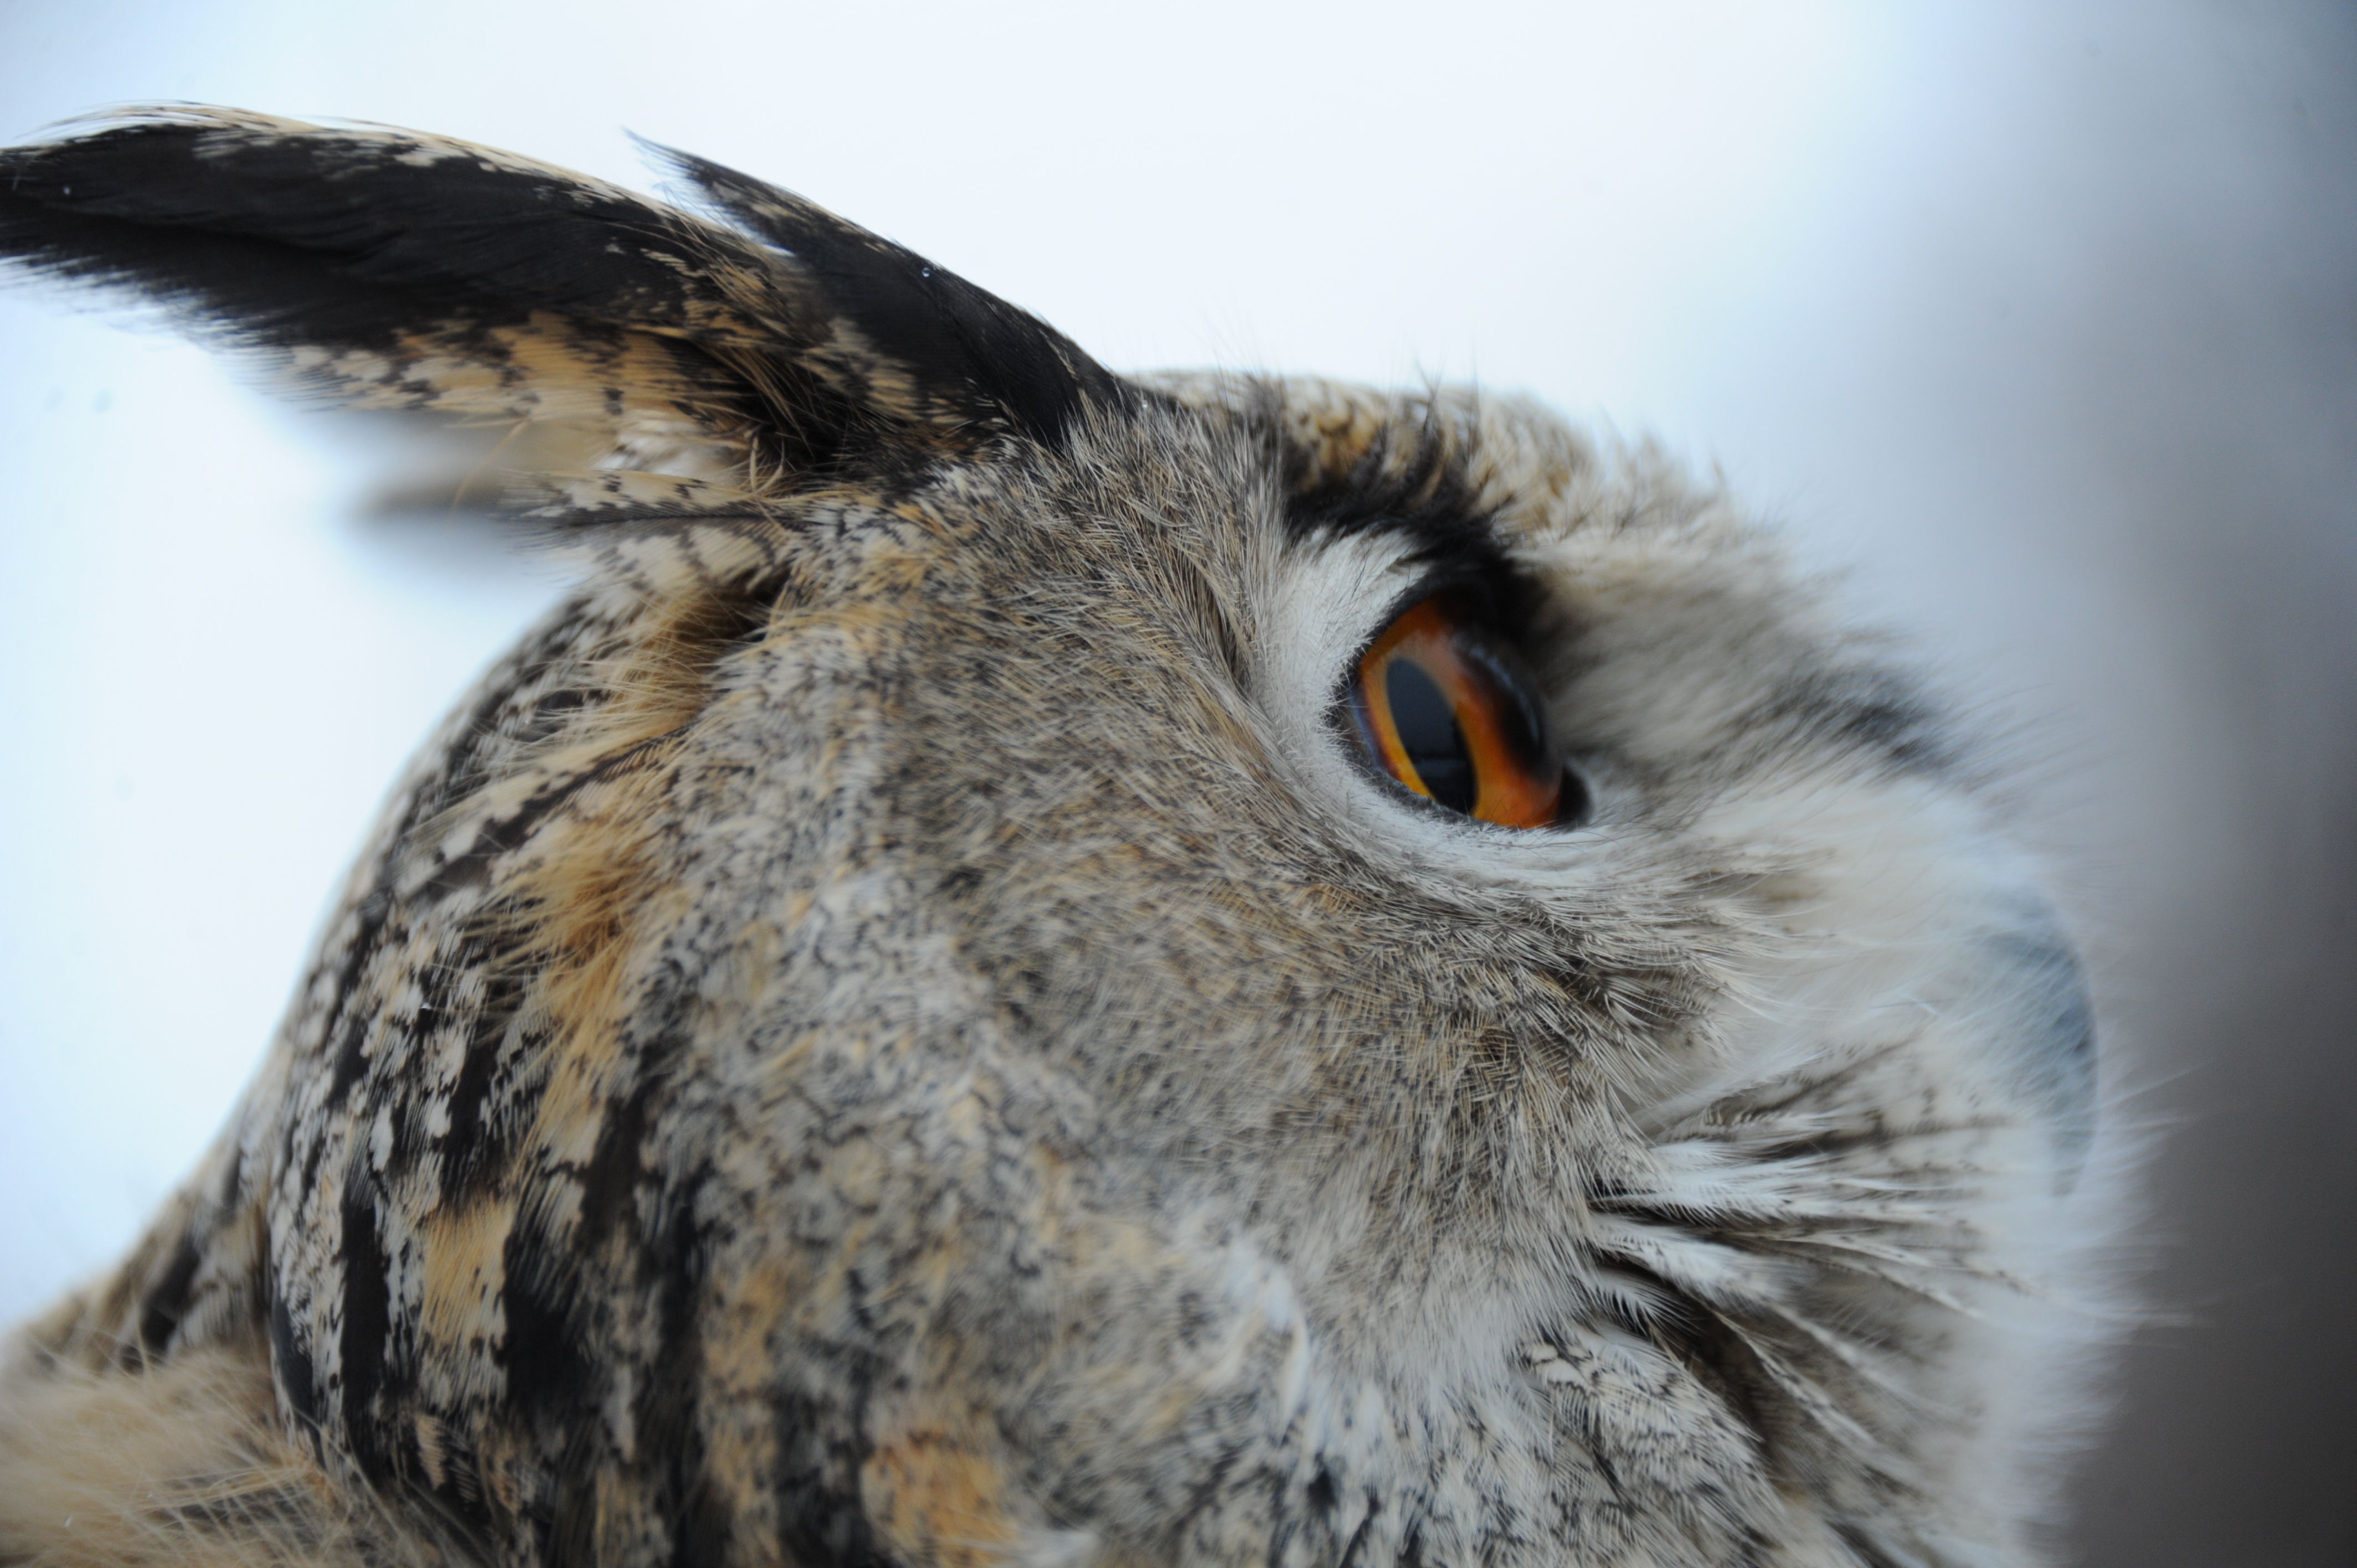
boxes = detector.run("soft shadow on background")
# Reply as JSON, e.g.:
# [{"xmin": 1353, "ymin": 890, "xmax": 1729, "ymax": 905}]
[{"xmin": 1, "ymin": 3, "xmax": 2350, "ymax": 1562}]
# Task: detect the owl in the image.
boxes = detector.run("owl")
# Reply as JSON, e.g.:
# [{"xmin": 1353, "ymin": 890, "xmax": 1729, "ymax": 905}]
[{"xmin": 0, "ymin": 110, "xmax": 2121, "ymax": 1568}]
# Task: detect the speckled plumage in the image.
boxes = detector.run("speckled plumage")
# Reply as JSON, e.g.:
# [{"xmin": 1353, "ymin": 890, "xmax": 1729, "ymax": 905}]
[{"xmin": 0, "ymin": 111, "xmax": 2123, "ymax": 1568}]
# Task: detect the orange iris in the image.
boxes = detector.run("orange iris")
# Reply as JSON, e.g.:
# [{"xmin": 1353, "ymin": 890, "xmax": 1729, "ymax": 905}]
[{"xmin": 1348, "ymin": 594, "xmax": 1564, "ymax": 829}]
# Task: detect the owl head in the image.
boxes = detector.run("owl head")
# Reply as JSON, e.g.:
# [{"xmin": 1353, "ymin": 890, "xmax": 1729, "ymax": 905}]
[{"xmin": 0, "ymin": 110, "xmax": 2119, "ymax": 1568}]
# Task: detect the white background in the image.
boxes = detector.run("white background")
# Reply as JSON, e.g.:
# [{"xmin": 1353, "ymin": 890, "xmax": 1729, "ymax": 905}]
[{"xmin": 2, "ymin": 4, "xmax": 2351, "ymax": 1561}]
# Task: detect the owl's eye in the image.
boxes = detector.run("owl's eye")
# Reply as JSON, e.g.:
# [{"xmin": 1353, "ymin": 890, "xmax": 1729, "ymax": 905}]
[{"xmin": 1346, "ymin": 590, "xmax": 1587, "ymax": 829}]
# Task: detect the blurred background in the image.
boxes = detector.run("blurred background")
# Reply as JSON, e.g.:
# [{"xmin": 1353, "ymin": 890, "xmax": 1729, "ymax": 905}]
[{"xmin": 1, "ymin": 2, "xmax": 2350, "ymax": 1561}]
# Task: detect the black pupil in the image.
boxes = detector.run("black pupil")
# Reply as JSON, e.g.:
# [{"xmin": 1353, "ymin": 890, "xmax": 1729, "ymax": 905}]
[{"xmin": 1385, "ymin": 657, "xmax": 1478, "ymax": 814}]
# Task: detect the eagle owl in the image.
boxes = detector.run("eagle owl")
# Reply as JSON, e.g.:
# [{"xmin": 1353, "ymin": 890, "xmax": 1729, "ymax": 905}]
[{"xmin": 0, "ymin": 110, "xmax": 2121, "ymax": 1567}]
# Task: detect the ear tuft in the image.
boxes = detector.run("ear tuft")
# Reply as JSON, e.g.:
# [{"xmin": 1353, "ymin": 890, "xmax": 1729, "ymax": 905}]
[
  {"xmin": 0, "ymin": 107, "xmax": 1128, "ymax": 520},
  {"xmin": 0, "ymin": 108, "xmax": 785, "ymax": 353},
  {"xmin": 648, "ymin": 142, "xmax": 1128, "ymax": 446}
]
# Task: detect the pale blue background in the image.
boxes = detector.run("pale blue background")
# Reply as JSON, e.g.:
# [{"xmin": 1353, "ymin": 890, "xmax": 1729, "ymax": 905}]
[{"xmin": 2, "ymin": 4, "xmax": 2351, "ymax": 1561}]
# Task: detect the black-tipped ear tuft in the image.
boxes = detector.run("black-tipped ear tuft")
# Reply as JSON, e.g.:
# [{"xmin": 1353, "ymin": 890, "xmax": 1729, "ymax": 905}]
[
  {"xmin": 0, "ymin": 107, "xmax": 1126, "ymax": 493},
  {"xmin": 0, "ymin": 109, "xmax": 784, "ymax": 353},
  {"xmin": 649, "ymin": 143, "xmax": 1126, "ymax": 446}
]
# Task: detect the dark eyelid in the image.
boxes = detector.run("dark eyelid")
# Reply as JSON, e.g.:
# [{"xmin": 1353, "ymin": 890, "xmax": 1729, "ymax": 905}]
[
  {"xmin": 1392, "ymin": 529, "xmax": 1517, "ymax": 605},
  {"xmin": 1362, "ymin": 559, "xmax": 1546, "ymax": 667}
]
